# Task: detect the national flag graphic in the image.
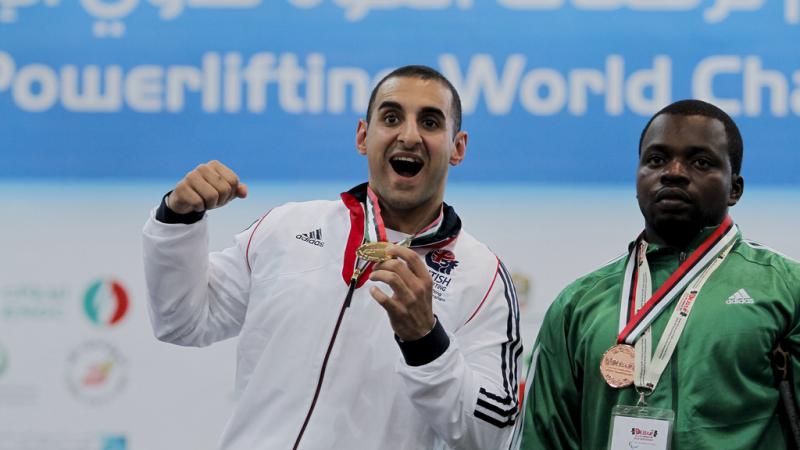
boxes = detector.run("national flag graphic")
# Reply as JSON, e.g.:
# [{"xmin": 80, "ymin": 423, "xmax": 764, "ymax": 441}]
[{"xmin": 83, "ymin": 279, "xmax": 130, "ymax": 327}]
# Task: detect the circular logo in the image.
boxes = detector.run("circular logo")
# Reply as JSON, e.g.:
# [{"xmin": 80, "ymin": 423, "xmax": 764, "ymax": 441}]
[
  {"xmin": 66, "ymin": 340, "xmax": 127, "ymax": 404},
  {"xmin": 425, "ymin": 249, "xmax": 459, "ymax": 275},
  {"xmin": 83, "ymin": 279, "xmax": 129, "ymax": 327},
  {"xmin": 0, "ymin": 341, "xmax": 8, "ymax": 378}
]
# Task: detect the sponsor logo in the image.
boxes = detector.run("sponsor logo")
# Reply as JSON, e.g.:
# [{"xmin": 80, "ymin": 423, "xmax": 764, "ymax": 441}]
[
  {"xmin": 102, "ymin": 435, "xmax": 128, "ymax": 450},
  {"xmin": 0, "ymin": 433, "xmax": 127, "ymax": 449},
  {"xmin": 425, "ymin": 250, "xmax": 459, "ymax": 302},
  {"xmin": 0, "ymin": 283, "xmax": 69, "ymax": 320},
  {"xmin": 84, "ymin": 279, "xmax": 130, "ymax": 327},
  {"xmin": 679, "ymin": 290, "xmax": 698, "ymax": 316},
  {"xmin": 631, "ymin": 427, "xmax": 658, "ymax": 438},
  {"xmin": 0, "ymin": 341, "xmax": 8, "ymax": 378},
  {"xmin": 66, "ymin": 340, "xmax": 127, "ymax": 404},
  {"xmin": 511, "ymin": 272, "xmax": 532, "ymax": 310},
  {"xmin": 726, "ymin": 288, "xmax": 754, "ymax": 305},
  {"xmin": 296, "ymin": 228, "xmax": 324, "ymax": 247}
]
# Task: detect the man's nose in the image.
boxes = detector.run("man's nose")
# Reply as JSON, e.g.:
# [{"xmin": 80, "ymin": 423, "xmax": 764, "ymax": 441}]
[
  {"xmin": 397, "ymin": 120, "xmax": 422, "ymax": 148},
  {"xmin": 661, "ymin": 159, "xmax": 690, "ymax": 184}
]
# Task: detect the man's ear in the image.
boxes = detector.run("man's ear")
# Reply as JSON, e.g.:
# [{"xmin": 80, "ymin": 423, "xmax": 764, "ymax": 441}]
[
  {"xmin": 728, "ymin": 174, "xmax": 744, "ymax": 206},
  {"xmin": 356, "ymin": 119, "xmax": 368, "ymax": 155},
  {"xmin": 449, "ymin": 131, "xmax": 468, "ymax": 166}
]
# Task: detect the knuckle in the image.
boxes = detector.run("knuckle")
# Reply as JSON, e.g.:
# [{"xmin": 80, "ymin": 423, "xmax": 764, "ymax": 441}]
[
  {"xmin": 205, "ymin": 190, "xmax": 219, "ymax": 205},
  {"xmin": 423, "ymin": 276, "xmax": 432, "ymax": 289}
]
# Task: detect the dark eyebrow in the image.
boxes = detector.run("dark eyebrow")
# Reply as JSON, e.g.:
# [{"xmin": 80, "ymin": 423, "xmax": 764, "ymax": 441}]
[
  {"xmin": 642, "ymin": 143, "xmax": 667, "ymax": 154},
  {"xmin": 419, "ymin": 106, "xmax": 446, "ymax": 120},
  {"xmin": 685, "ymin": 145, "xmax": 718, "ymax": 156},
  {"xmin": 643, "ymin": 143, "xmax": 720, "ymax": 160},
  {"xmin": 377, "ymin": 101, "xmax": 402, "ymax": 112},
  {"xmin": 377, "ymin": 102, "xmax": 446, "ymax": 121}
]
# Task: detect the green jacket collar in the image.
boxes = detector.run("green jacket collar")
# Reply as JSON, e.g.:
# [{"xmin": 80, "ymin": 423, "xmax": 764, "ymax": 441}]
[{"xmin": 627, "ymin": 222, "xmax": 742, "ymax": 257}]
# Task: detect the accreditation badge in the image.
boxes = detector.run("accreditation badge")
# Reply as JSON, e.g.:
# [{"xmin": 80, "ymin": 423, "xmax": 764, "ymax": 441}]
[{"xmin": 607, "ymin": 405, "xmax": 674, "ymax": 450}]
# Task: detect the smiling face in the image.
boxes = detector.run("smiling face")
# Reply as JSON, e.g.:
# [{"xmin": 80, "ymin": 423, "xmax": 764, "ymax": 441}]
[
  {"xmin": 356, "ymin": 76, "xmax": 467, "ymax": 233},
  {"xmin": 637, "ymin": 113, "xmax": 744, "ymax": 247}
]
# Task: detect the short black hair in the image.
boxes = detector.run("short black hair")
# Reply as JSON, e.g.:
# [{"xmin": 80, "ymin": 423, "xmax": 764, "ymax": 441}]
[
  {"xmin": 365, "ymin": 65, "xmax": 462, "ymax": 135},
  {"xmin": 639, "ymin": 99, "xmax": 743, "ymax": 175}
]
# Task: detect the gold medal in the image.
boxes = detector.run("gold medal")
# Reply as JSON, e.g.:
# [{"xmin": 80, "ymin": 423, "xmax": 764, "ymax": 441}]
[
  {"xmin": 599, "ymin": 344, "xmax": 635, "ymax": 388},
  {"xmin": 356, "ymin": 241, "xmax": 393, "ymax": 262}
]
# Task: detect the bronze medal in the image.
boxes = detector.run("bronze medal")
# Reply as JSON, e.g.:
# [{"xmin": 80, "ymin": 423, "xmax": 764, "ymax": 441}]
[
  {"xmin": 356, "ymin": 241, "xmax": 393, "ymax": 262},
  {"xmin": 599, "ymin": 344, "xmax": 635, "ymax": 388}
]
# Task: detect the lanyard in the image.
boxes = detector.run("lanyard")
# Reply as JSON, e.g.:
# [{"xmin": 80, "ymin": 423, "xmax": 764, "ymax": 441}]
[
  {"xmin": 617, "ymin": 216, "xmax": 738, "ymax": 345},
  {"xmin": 601, "ymin": 219, "xmax": 738, "ymax": 392},
  {"xmin": 632, "ymin": 242, "xmax": 734, "ymax": 395},
  {"xmin": 364, "ymin": 186, "xmax": 443, "ymax": 246}
]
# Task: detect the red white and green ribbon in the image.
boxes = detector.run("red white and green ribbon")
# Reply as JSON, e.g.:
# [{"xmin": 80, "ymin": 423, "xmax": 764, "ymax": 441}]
[
  {"xmin": 617, "ymin": 216, "xmax": 738, "ymax": 345},
  {"xmin": 634, "ymin": 241, "xmax": 734, "ymax": 392},
  {"xmin": 364, "ymin": 186, "xmax": 444, "ymax": 247}
]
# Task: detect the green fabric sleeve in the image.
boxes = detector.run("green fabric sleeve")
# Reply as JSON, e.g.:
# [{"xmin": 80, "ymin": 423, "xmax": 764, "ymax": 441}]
[
  {"xmin": 521, "ymin": 287, "xmax": 582, "ymax": 450},
  {"xmin": 781, "ymin": 262, "xmax": 800, "ymax": 421}
]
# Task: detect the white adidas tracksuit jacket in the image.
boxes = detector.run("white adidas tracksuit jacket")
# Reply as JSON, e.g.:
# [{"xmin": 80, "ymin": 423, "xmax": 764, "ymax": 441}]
[{"xmin": 142, "ymin": 184, "xmax": 521, "ymax": 449}]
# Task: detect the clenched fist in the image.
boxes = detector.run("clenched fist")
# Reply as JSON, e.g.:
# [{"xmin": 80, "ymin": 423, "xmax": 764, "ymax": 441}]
[{"xmin": 167, "ymin": 160, "xmax": 248, "ymax": 214}]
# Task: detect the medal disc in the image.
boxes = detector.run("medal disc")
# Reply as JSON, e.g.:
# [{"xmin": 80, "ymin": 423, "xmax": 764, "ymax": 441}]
[
  {"xmin": 600, "ymin": 344, "xmax": 635, "ymax": 388},
  {"xmin": 357, "ymin": 242, "xmax": 393, "ymax": 262}
]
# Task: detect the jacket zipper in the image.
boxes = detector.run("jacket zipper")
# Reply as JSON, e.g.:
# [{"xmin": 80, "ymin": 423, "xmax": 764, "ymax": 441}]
[{"xmin": 292, "ymin": 268, "xmax": 361, "ymax": 450}]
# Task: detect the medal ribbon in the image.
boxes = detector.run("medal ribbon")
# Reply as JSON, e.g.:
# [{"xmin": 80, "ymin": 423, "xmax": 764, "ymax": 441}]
[
  {"xmin": 364, "ymin": 186, "xmax": 444, "ymax": 247},
  {"xmin": 633, "ymin": 242, "xmax": 734, "ymax": 392},
  {"xmin": 617, "ymin": 216, "xmax": 737, "ymax": 345}
]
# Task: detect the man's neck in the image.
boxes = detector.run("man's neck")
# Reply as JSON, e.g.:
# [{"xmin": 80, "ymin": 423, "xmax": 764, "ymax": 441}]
[
  {"xmin": 644, "ymin": 220, "xmax": 725, "ymax": 250},
  {"xmin": 380, "ymin": 203, "xmax": 441, "ymax": 235},
  {"xmin": 644, "ymin": 226, "xmax": 698, "ymax": 250}
]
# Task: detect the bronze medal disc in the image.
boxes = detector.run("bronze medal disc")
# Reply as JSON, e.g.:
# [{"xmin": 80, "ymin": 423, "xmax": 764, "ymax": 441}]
[
  {"xmin": 599, "ymin": 344, "xmax": 635, "ymax": 388},
  {"xmin": 357, "ymin": 242, "xmax": 393, "ymax": 262}
]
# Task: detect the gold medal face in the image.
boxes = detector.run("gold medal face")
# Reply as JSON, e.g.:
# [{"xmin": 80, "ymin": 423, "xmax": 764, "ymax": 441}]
[
  {"xmin": 600, "ymin": 344, "xmax": 635, "ymax": 388},
  {"xmin": 356, "ymin": 242, "xmax": 393, "ymax": 262}
]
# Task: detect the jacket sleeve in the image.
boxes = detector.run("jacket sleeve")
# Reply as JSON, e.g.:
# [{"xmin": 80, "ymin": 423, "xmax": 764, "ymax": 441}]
[
  {"xmin": 142, "ymin": 208, "xmax": 253, "ymax": 347},
  {"xmin": 782, "ymin": 260, "xmax": 800, "ymax": 422},
  {"xmin": 520, "ymin": 285, "xmax": 582, "ymax": 450},
  {"xmin": 396, "ymin": 259, "xmax": 522, "ymax": 449}
]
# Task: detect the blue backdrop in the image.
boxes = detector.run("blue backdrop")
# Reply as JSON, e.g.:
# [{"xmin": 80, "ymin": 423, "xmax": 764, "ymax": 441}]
[{"xmin": 1, "ymin": 0, "xmax": 798, "ymax": 184}]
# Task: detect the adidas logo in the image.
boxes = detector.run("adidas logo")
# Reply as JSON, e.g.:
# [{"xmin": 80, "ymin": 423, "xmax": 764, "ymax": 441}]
[
  {"xmin": 726, "ymin": 288, "xmax": 754, "ymax": 305},
  {"xmin": 296, "ymin": 228, "xmax": 324, "ymax": 247}
]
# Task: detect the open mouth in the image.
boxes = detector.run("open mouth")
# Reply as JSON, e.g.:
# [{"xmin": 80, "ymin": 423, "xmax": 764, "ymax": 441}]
[{"xmin": 390, "ymin": 155, "xmax": 424, "ymax": 178}]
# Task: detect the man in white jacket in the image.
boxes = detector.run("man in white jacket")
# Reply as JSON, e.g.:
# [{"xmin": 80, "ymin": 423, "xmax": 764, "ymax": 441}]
[{"xmin": 143, "ymin": 65, "xmax": 521, "ymax": 449}]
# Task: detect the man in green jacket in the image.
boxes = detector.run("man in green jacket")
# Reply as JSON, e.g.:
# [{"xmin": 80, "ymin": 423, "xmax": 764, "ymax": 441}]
[{"xmin": 519, "ymin": 99, "xmax": 800, "ymax": 449}]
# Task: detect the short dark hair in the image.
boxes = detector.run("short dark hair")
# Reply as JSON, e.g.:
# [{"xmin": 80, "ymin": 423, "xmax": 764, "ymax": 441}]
[
  {"xmin": 639, "ymin": 99, "xmax": 743, "ymax": 175},
  {"xmin": 365, "ymin": 65, "xmax": 462, "ymax": 135}
]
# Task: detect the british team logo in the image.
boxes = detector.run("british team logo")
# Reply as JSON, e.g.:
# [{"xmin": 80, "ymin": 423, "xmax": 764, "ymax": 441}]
[
  {"xmin": 425, "ymin": 250, "xmax": 459, "ymax": 302},
  {"xmin": 425, "ymin": 249, "xmax": 459, "ymax": 275},
  {"xmin": 66, "ymin": 340, "xmax": 127, "ymax": 404},
  {"xmin": 83, "ymin": 279, "xmax": 130, "ymax": 327}
]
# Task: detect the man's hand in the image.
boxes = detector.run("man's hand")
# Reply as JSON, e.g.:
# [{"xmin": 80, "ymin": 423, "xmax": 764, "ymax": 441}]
[
  {"xmin": 167, "ymin": 160, "xmax": 248, "ymax": 214},
  {"xmin": 369, "ymin": 245, "xmax": 435, "ymax": 341}
]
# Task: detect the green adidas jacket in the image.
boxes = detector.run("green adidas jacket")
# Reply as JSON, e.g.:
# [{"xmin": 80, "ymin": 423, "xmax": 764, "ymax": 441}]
[{"xmin": 521, "ymin": 226, "xmax": 800, "ymax": 449}]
